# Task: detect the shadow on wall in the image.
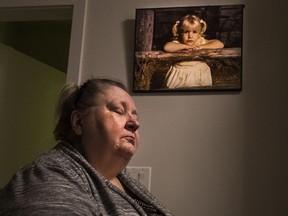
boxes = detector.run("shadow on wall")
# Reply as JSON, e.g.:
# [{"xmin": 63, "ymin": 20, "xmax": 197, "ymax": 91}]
[
  {"xmin": 122, "ymin": 19, "xmax": 135, "ymax": 93},
  {"xmin": 0, "ymin": 43, "xmax": 66, "ymax": 187}
]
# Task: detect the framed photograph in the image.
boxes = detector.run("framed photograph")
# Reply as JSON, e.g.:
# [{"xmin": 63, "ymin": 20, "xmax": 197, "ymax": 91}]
[{"xmin": 133, "ymin": 4, "xmax": 244, "ymax": 92}]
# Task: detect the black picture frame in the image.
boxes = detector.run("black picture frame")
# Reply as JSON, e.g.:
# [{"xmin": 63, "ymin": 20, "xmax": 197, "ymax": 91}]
[{"xmin": 133, "ymin": 4, "xmax": 244, "ymax": 93}]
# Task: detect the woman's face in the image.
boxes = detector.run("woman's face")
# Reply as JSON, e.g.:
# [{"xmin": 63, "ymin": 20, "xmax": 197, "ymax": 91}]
[
  {"xmin": 181, "ymin": 23, "xmax": 201, "ymax": 46},
  {"xmin": 78, "ymin": 86, "xmax": 140, "ymax": 160}
]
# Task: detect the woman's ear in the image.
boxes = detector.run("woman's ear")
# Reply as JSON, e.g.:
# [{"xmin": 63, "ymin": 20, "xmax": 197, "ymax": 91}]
[{"xmin": 71, "ymin": 111, "xmax": 83, "ymax": 135}]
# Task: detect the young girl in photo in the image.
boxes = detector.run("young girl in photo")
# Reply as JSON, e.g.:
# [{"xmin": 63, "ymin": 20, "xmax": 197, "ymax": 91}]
[{"xmin": 164, "ymin": 14, "xmax": 224, "ymax": 89}]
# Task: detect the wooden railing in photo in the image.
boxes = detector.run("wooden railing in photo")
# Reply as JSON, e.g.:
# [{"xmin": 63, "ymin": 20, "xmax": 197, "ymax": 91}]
[{"xmin": 134, "ymin": 47, "xmax": 241, "ymax": 91}]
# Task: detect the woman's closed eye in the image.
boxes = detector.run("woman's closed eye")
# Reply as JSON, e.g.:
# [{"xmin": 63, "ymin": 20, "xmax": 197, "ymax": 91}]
[{"xmin": 113, "ymin": 108, "xmax": 124, "ymax": 115}]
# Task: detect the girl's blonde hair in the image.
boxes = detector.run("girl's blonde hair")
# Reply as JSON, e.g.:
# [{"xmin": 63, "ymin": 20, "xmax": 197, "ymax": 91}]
[{"xmin": 172, "ymin": 14, "xmax": 207, "ymax": 41}]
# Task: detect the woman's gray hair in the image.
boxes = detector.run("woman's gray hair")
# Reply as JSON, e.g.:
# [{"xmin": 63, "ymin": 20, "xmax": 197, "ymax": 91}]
[{"xmin": 53, "ymin": 78, "xmax": 128, "ymax": 142}]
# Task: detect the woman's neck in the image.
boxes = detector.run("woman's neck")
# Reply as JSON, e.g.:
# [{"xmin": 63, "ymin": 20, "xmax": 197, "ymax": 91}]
[
  {"xmin": 109, "ymin": 177, "xmax": 126, "ymax": 192},
  {"xmin": 73, "ymin": 140, "xmax": 130, "ymax": 189}
]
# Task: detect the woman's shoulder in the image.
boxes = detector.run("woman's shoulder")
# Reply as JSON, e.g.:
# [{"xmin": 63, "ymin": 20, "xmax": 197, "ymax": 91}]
[
  {"xmin": 3, "ymin": 142, "xmax": 90, "ymax": 192},
  {"xmin": 0, "ymin": 143, "xmax": 97, "ymax": 215}
]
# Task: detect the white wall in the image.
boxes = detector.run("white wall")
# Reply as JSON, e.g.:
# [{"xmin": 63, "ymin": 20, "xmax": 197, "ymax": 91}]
[{"xmin": 80, "ymin": 0, "xmax": 288, "ymax": 215}]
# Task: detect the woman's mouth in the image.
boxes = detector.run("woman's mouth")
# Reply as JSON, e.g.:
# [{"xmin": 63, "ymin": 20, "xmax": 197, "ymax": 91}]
[{"xmin": 122, "ymin": 136, "xmax": 135, "ymax": 145}]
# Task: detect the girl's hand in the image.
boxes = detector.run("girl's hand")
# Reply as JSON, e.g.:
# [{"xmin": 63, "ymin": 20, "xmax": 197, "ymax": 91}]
[{"xmin": 188, "ymin": 44, "xmax": 201, "ymax": 50}]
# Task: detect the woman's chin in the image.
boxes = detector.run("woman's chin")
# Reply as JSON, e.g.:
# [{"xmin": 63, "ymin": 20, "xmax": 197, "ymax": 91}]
[{"xmin": 116, "ymin": 143, "xmax": 137, "ymax": 159}]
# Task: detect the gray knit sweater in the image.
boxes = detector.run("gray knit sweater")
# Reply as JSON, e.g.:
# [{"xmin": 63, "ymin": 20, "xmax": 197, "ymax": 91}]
[{"xmin": 0, "ymin": 142, "xmax": 172, "ymax": 215}]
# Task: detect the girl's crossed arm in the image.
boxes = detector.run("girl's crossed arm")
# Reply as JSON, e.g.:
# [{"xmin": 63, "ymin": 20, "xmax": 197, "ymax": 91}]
[
  {"xmin": 163, "ymin": 41, "xmax": 192, "ymax": 53},
  {"xmin": 164, "ymin": 39, "xmax": 224, "ymax": 53}
]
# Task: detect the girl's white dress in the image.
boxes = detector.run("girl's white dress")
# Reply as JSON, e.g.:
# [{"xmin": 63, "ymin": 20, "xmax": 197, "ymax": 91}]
[{"xmin": 165, "ymin": 37, "xmax": 212, "ymax": 89}]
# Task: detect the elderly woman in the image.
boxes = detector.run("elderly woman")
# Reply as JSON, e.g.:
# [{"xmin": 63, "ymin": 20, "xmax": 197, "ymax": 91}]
[{"xmin": 0, "ymin": 78, "xmax": 172, "ymax": 215}]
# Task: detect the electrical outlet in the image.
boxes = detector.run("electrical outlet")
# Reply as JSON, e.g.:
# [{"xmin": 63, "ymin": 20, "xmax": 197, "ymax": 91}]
[{"xmin": 125, "ymin": 166, "xmax": 151, "ymax": 191}]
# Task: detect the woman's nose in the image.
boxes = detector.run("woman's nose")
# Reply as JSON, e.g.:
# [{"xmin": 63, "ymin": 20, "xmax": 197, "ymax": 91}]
[{"xmin": 125, "ymin": 118, "xmax": 140, "ymax": 132}]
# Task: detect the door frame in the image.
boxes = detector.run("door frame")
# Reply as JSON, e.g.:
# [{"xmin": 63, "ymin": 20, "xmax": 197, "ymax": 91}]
[{"xmin": 0, "ymin": 0, "xmax": 87, "ymax": 84}]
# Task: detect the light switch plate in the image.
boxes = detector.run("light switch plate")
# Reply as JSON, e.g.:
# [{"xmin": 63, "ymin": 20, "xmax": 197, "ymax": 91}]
[{"xmin": 125, "ymin": 166, "xmax": 151, "ymax": 191}]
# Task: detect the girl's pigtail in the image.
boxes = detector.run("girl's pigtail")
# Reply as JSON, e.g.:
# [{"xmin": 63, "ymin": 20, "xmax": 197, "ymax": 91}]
[
  {"xmin": 172, "ymin": 21, "xmax": 180, "ymax": 40},
  {"xmin": 199, "ymin": 19, "xmax": 207, "ymax": 35}
]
